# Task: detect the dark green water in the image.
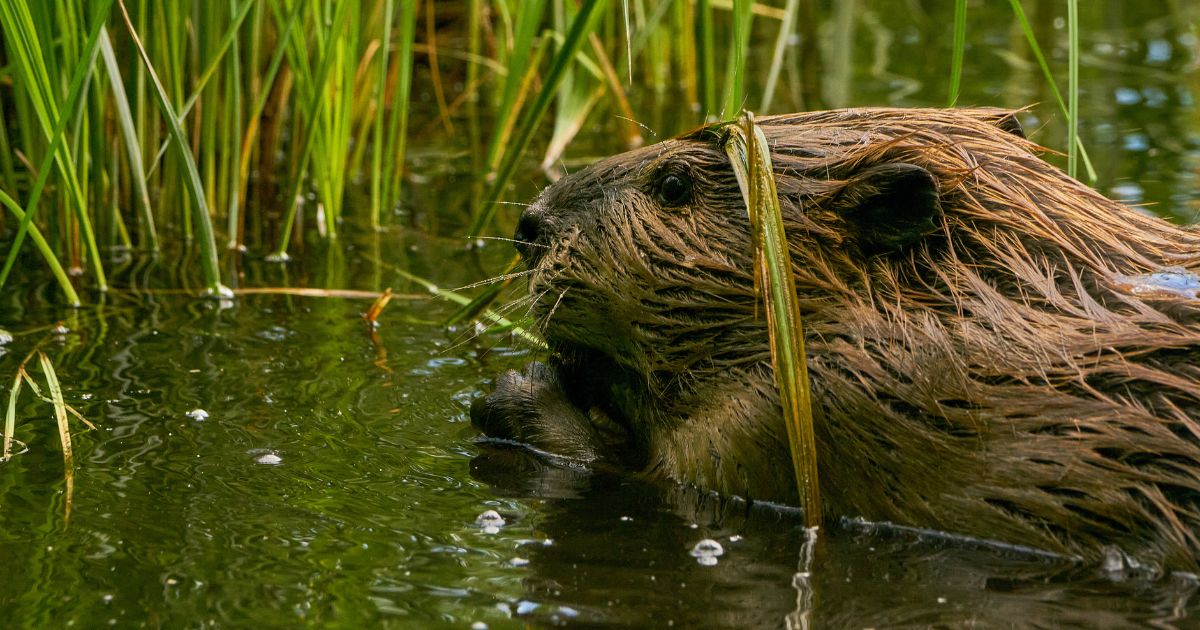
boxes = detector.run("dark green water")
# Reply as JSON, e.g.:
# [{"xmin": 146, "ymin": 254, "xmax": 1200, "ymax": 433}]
[{"xmin": 3, "ymin": 2, "xmax": 1200, "ymax": 627}]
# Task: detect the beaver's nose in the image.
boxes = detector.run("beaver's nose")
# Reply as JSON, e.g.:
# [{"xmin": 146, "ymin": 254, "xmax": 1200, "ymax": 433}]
[{"xmin": 514, "ymin": 209, "xmax": 546, "ymax": 262}]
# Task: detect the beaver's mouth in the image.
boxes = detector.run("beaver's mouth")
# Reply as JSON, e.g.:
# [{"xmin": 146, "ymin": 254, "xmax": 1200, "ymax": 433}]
[{"xmin": 546, "ymin": 344, "xmax": 647, "ymax": 467}]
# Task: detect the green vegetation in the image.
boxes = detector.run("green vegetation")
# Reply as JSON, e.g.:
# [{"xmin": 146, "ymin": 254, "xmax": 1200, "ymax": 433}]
[
  {"xmin": 724, "ymin": 112, "xmax": 819, "ymax": 525},
  {"xmin": 0, "ymin": 1, "xmax": 1097, "ymax": 306},
  {"xmin": 4, "ymin": 338, "xmax": 95, "ymax": 515},
  {"xmin": 0, "ymin": 0, "xmax": 1094, "ymax": 304},
  {"xmin": 0, "ymin": 2, "xmax": 1108, "ymax": 501}
]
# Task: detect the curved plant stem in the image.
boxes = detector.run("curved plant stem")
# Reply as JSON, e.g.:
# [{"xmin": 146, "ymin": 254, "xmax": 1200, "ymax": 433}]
[{"xmin": 724, "ymin": 112, "xmax": 821, "ymax": 526}]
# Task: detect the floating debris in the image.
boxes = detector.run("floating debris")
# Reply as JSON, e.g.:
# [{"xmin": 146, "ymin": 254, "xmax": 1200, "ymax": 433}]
[{"xmin": 689, "ymin": 539, "xmax": 725, "ymax": 566}]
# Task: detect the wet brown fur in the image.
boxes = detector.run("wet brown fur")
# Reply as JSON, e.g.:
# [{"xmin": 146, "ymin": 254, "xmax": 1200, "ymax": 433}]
[{"xmin": 473, "ymin": 108, "xmax": 1200, "ymax": 571}]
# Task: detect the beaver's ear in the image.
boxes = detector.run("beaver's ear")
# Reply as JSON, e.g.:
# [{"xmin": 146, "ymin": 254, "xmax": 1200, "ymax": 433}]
[
  {"xmin": 992, "ymin": 112, "xmax": 1026, "ymax": 138},
  {"xmin": 832, "ymin": 163, "xmax": 942, "ymax": 255}
]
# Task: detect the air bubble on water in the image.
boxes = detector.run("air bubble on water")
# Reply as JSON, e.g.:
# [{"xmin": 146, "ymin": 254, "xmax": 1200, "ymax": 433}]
[
  {"xmin": 510, "ymin": 557, "xmax": 529, "ymax": 567},
  {"xmin": 690, "ymin": 539, "xmax": 724, "ymax": 566},
  {"xmin": 186, "ymin": 409, "xmax": 209, "ymax": 421},
  {"xmin": 476, "ymin": 510, "xmax": 505, "ymax": 534},
  {"xmin": 255, "ymin": 453, "xmax": 282, "ymax": 465},
  {"xmin": 557, "ymin": 606, "xmax": 579, "ymax": 618},
  {"xmin": 515, "ymin": 601, "xmax": 539, "ymax": 615},
  {"xmin": 470, "ymin": 622, "xmax": 488, "ymax": 630}
]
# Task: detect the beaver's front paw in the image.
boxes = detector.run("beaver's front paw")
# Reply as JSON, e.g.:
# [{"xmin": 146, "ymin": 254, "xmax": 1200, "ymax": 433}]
[{"xmin": 471, "ymin": 362, "xmax": 604, "ymax": 462}]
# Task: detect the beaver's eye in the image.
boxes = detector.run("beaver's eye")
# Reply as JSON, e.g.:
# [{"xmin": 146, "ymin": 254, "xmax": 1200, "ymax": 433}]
[{"xmin": 656, "ymin": 172, "xmax": 692, "ymax": 206}]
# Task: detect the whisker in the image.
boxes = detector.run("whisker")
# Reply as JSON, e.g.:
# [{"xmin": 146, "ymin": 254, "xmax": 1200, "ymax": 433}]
[
  {"xmin": 439, "ymin": 292, "xmax": 545, "ymax": 354},
  {"xmin": 486, "ymin": 200, "xmax": 534, "ymax": 207},
  {"xmin": 447, "ymin": 268, "xmax": 537, "ymax": 292},
  {"xmin": 616, "ymin": 115, "xmax": 658, "ymax": 138},
  {"xmin": 466, "ymin": 236, "xmax": 549, "ymax": 249},
  {"xmin": 540, "ymin": 287, "xmax": 570, "ymax": 331}
]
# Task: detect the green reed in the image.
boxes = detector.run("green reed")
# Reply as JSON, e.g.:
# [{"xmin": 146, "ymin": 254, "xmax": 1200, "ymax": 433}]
[
  {"xmin": 3, "ymin": 333, "xmax": 96, "ymax": 517},
  {"xmin": 1007, "ymin": 0, "xmax": 1095, "ymax": 181},
  {"xmin": 0, "ymin": 1, "xmax": 1097, "ymax": 307},
  {"xmin": 948, "ymin": 0, "xmax": 967, "ymax": 107},
  {"xmin": 724, "ymin": 112, "xmax": 820, "ymax": 526}
]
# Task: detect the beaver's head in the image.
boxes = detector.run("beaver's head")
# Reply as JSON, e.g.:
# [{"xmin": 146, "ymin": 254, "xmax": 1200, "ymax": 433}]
[
  {"xmin": 493, "ymin": 108, "xmax": 1200, "ymax": 568},
  {"xmin": 515, "ymin": 108, "xmax": 1104, "ymax": 386}
]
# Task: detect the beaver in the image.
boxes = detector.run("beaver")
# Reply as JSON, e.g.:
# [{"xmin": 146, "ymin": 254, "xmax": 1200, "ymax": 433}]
[{"xmin": 470, "ymin": 107, "xmax": 1200, "ymax": 571}]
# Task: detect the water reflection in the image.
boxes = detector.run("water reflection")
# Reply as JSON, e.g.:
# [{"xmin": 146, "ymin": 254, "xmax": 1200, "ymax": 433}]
[{"xmin": 472, "ymin": 445, "xmax": 1200, "ymax": 628}]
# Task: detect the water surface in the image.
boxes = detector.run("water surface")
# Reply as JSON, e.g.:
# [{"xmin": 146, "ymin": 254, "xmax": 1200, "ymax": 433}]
[{"xmin": 3, "ymin": 2, "xmax": 1200, "ymax": 627}]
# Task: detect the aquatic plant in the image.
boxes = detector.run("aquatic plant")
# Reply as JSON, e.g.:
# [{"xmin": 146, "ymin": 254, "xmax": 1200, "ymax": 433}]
[
  {"xmin": 723, "ymin": 111, "xmax": 820, "ymax": 525},
  {"xmin": 0, "ymin": 0, "xmax": 1099, "ymax": 306}
]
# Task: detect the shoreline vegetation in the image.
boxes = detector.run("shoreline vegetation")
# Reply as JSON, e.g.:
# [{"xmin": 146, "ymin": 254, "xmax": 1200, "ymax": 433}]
[{"xmin": 0, "ymin": 0, "xmax": 1099, "ymax": 307}]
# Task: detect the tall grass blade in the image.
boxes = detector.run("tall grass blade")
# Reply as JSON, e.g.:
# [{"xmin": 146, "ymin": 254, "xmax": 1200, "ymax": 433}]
[
  {"xmin": 369, "ymin": 0, "xmax": 395, "ymax": 230},
  {"xmin": 1007, "ymin": 0, "xmax": 1096, "ymax": 181},
  {"xmin": 271, "ymin": 0, "xmax": 353, "ymax": 258},
  {"xmin": 724, "ymin": 112, "xmax": 821, "ymax": 526},
  {"xmin": 380, "ymin": 0, "xmax": 418, "ymax": 226},
  {"xmin": 482, "ymin": 0, "xmax": 548, "ymax": 175},
  {"xmin": 948, "ymin": 0, "xmax": 966, "ymax": 107},
  {"xmin": 471, "ymin": 0, "xmax": 608, "ymax": 238},
  {"xmin": 143, "ymin": 0, "xmax": 257, "ymax": 179},
  {"xmin": 3, "ymin": 369, "xmax": 21, "ymax": 461},
  {"xmin": 37, "ymin": 351, "xmax": 75, "ymax": 520},
  {"xmin": 0, "ymin": 0, "xmax": 112, "ymax": 300},
  {"xmin": 98, "ymin": 29, "xmax": 157, "ymax": 252},
  {"xmin": 1066, "ymin": 0, "xmax": 1079, "ymax": 179},
  {"xmin": 720, "ymin": 0, "xmax": 753, "ymax": 120},
  {"xmin": 0, "ymin": 191, "xmax": 79, "ymax": 305},
  {"xmin": 116, "ymin": 0, "xmax": 229, "ymax": 297},
  {"xmin": 0, "ymin": 90, "xmax": 15, "ymax": 196},
  {"xmin": 760, "ymin": 0, "xmax": 799, "ymax": 113},
  {"xmin": 541, "ymin": 0, "xmax": 606, "ymax": 173},
  {"xmin": 236, "ymin": 0, "xmax": 303, "ymax": 222},
  {"xmin": 588, "ymin": 33, "xmax": 641, "ymax": 148},
  {"xmin": 696, "ymin": 0, "xmax": 716, "ymax": 117},
  {"xmin": 37, "ymin": 351, "xmax": 73, "ymax": 469}
]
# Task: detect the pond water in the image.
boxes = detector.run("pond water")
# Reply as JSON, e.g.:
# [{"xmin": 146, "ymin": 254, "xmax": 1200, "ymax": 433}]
[{"xmin": 3, "ymin": 1, "xmax": 1200, "ymax": 627}]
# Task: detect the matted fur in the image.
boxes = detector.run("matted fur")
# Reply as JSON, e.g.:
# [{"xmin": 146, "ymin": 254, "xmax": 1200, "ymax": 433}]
[{"xmin": 475, "ymin": 108, "xmax": 1200, "ymax": 570}]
